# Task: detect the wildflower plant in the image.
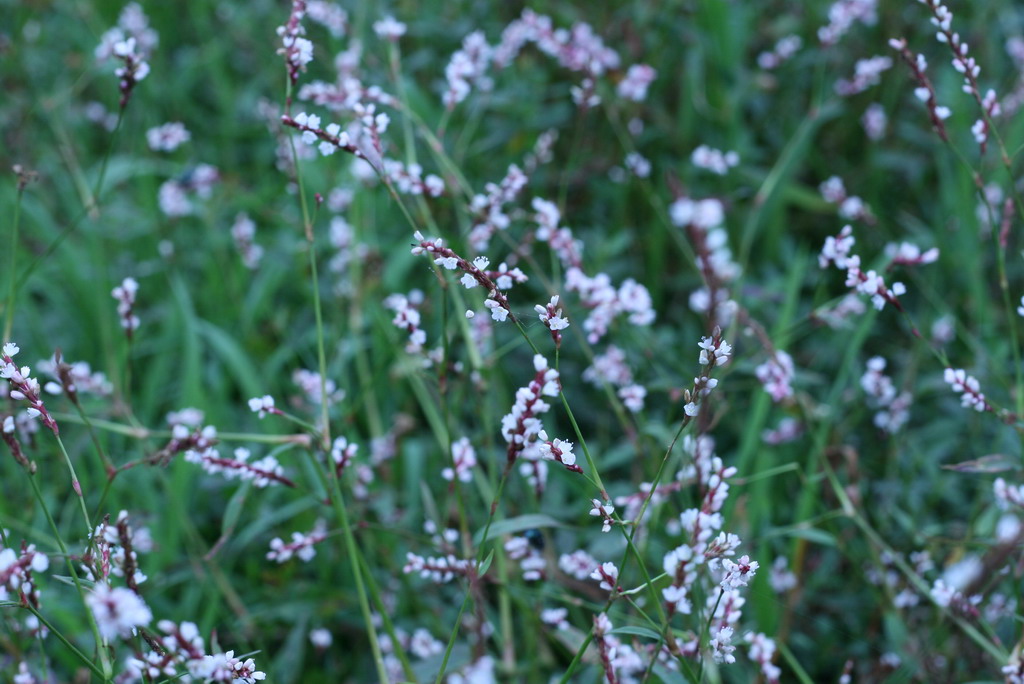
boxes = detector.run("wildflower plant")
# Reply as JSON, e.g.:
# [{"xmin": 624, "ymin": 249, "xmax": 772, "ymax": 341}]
[{"xmin": 4, "ymin": 0, "xmax": 1024, "ymax": 682}]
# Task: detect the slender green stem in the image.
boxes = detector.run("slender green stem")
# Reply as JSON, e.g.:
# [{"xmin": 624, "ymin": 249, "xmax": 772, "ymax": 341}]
[
  {"xmin": 22, "ymin": 605, "xmax": 107, "ymax": 681},
  {"xmin": 4, "ymin": 183, "xmax": 24, "ymax": 342},
  {"xmin": 312, "ymin": 452, "xmax": 390, "ymax": 681},
  {"xmin": 25, "ymin": 474, "xmax": 112, "ymax": 681}
]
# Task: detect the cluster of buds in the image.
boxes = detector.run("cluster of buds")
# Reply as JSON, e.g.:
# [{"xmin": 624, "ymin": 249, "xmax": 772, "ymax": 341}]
[
  {"xmin": 443, "ymin": 30, "xmax": 494, "ymax": 109},
  {"xmin": 0, "ymin": 542, "xmax": 49, "ymax": 605},
  {"xmin": 943, "ymin": 368, "xmax": 990, "ymax": 412},
  {"xmin": 672, "ymin": 196, "xmax": 739, "ymax": 326},
  {"xmin": 412, "ymin": 232, "xmax": 518, "ymax": 322},
  {"xmin": 536, "ymin": 430, "xmax": 581, "ymax": 474},
  {"xmin": 535, "ymin": 295, "xmax": 569, "ymax": 346},
  {"xmin": 247, "ymin": 395, "xmax": 282, "ymax": 419},
  {"xmin": 283, "ymin": 112, "xmax": 359, "ymax": 158},
  {"xmin": 834, "ymin": 55, "xmax": 892, "ymax": 96},
  {"xmin": 757, "ymin": 35, "xmax": 802, "ymax": 70},
  {"xmin": 817, "ymin": 0, "xmax": 878, "ymax": 46},
  {"xmin": 590, "ymin": 561, "xmax": 619, "ymax": 593},
  {"xmin": 382, "ymin": 160, "xmax": 444, "ymax": 197},
  {"xmin": 442, "ymin": 437, "xmax": 477, "ymax": 483},
  {"xmin": 691, "ymin": 145, "xmax": 739, "ymax": 175},
  {"xmin": 819, "ymin": 225, "xmax": 906, "ymax": 311},
  {"xmin": 755, "ymin": 350, "xmax": 795, "ymax": 403},
  {"xmin": 505, "ymin": 535, "xmax": 546, "ymax": 581},
  {"xmin": 1, "ymin": 343, "xmax": 57, "ymax": 435},
  {"xmin": 329, "ymin": 436, "xmax": 358, "ymax": 477},
  {"xmin": 146, "ymin": 122, "xmax": 190, "ymax": 152},
  {"xmin": 617, "ymin": 64, "xmax": 657, "ymax": 101},
  {"xmin": 86, "ymin": 583, "xmax": 152, "ymax": 640},
  {"xmin": 123, "ymin": 620, "xmax": 266, "ymax": 683},
  {"xmin": 267, "ymin": 520, "xmax": 328, "ymax": 563},
  {"xmin": 467, "ymin": 165, "xmax": 528, "ymax": 251},
  {"xmin": 84, "ymin": 511, "xmax": 150, "ymax": 591},
  {"xmin": 889, "ymin": 39, "xmax": 950, "ymax": 142},
  {"xmin": 589, "ymin": 499, "xmax": 616, "ymax": 533},
  {"xmin": 184, "ymin": 447, "xmax": 295, "ymax": 488},
  {"xmin": 277, "ymin": 0, "xmax": 313, "ymax": 85},
  {"xmin": 819, "ymin": 177, "xmax": 875, "ymax": 224},
  {"xmin": 403, "ymin": 552, "xmax": 477, "ymax": 583},
  {"xmin": 682, "ymin": 330, "xmax": 730, "ymax": 417},
  {"xmin": 111, "ymin": 277, "xmax": 140, "ymax": 338},
  {"xmin": 95, "ymin": 2, "xmax": 156, "ymax": 111},
  {"xmin": 230, "ymin": 213, "xmax": 264, "ymax": 269},
  {"xmin": 533, "ymin": 198, "xmax": 584, "ymax": 269},
  {"xmin": 500, "ymin": 355, "xmax": 560, "ymax": 466},
  {"xmin": 384, "ymin": 292, "xmax": 427, "ymax": 353},
  {"xmin": 860, "ymin": 357, "xmax": 912, "ymax": 432},
  {"xmin": 591, "ymin": 612, "xmax": 644, "ymax": 682}
]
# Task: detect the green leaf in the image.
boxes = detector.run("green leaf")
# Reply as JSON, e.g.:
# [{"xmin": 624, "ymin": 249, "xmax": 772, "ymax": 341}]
[
  {"xmin": 609, "ymin": 625, "xmax": 662, "ymax": 640},
  {"xmin": 473, "ymin": 514, "xmax": 563, "ymax": 545},
  {"xmin": 478, "ymin": 549, "xmax": 495, "ymax": 577}
]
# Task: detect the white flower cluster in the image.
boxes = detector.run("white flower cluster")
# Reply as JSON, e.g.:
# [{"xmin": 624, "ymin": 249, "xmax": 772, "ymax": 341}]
[
  {"xmin": 0, "ymin": 544, "xmax": 49, "ymax": 603},
  {"xmin": 372, "ymin": 15, "xmax": 407, "ymax": 40},
  {"xmin": 306, "ymin": 1, "xmax": 347, "ymax": 37},
  {"xmin": 671, "ymin": 197, "xmax": 740, "ymax": 325},
  {"xmin": 757, "ymin": 35, "xmax": 802, "ymax": 70},
  {"xmin": 111, "ymin": 277, "xmax": 140, "ymax": 335},
  {"xmin": 158, "ymin": 164, "xmax": 219, "ymax": 217},
  {"xmin": 818, "ymin": 0, "xmax": 877, "ymax": 45},
  {"xmin": 277, "ymin": 0, "xmax": 314, "ymax": 82},
  {"xmin": 267, "ymin": 521, "xmax": 328, "ymax": 563},
  {"xmin": 247, "ymin": 395, "xmax": 276, "ymax": 419},
  {"xmin": 860, "ymin": 357, "xmax": 912, "ymax": 432},
  {"xmin": 943, "ymin": 368, "xmax": 989, "ymax": 412},
  {"xmin": 87, "ymin": 510, "xmax": 150, "ymax": 587},
  {"xmin": 501, "ymin": 355, "xmax": 560, "ymax": 461},
  {"xmin": 691, "ymin": 145, "xmax": 739, "ymax": 175},
  {"xmin": 384, "ymin": 292, "xmax": 427, "ymax": 353},
  {"xmin": 590, "ymin": 561, "xmax": 619, "ymax": 592},
  {"xmin": 583, "ymin": 346, "xmax": 647, "ymax": 413},
  {"xmin": 819, "ymin": 177, "xmax": 874, "ymax": 223},
  {"xmin": 755, "ymin": 350, "xmax": 795, "ymax": 403},
  {"xmin": 558, "ymin": 549, "xmax": 598, "ymax": 580},
  {"xmin": 383, "ymin": 160, "xmax": 444, "ymax": 196},
  {"xmin": 87, "ymin": 584, "xmax": 152, "ymax": 641},
  {"xmin": 884, "ymin": 241, "xmax": 939, "ymax": 266},
  {"xmin": 1, "ymin": 343, "xmax": 56, "ymax": 433},
  {"xmin": 589, "ymin": 499, "xmax": 615, "ymax": 533},
  {"xmin": 231, "ymin": 213, "xmax": 264, "ymax": 269},
  {"xmin": 746, "ymin": 632, "xmax": 782, "ymax": 683},
  {"xmin": 535, "ymin": 295, "xmax": 570, "ymax": 332},
  {"xmin": 184, "ymin": 447, "xmax": 288, "ymax": 488},
  {"xmin": 95, "ymin": 3, "xmax": 158, "ymax": 61},
  {"xmin": 617, "ymin": 64, "xmax": 657, "ymax": 101},
  {"xmin": 533, "ymin": 197, "xmax": 583, "ymax": 268},
  {"xmin": 36, "ymin": 354, "xmax": 113, "ymax": 398},
  {"xmin": 505, "ymin": 536, "xmax": 546, "ymax": 581},
  {"xmin": 293, "ymin": 368, "xmax": 345, "ymax": 406},
  {"xmin": 591, "ymin": 613, "xmax": 645, "ymax": 682},
  {"xmin": 442, "ymin": 437, "xmax": 478, "ymax": 482},
  {"xmin": 564, "ymin": 268, "xmax": 655, "ymax": 344},
  {"xmin": 403, "ymin": 552, "xmax": 476, "ymax": 583},
  {"xmin": 123, "ymin": 620, "xmax": 265, "ymax": 683},
  {"xmin": 443, "ymin": 31, "xmax": 494, "ymax": 108},
  {"xmin": 291, "ymin": 111, "xmax": 351, "ymax": 157},
  {"xmin": 819, "ymin": 225, "xmax": 906, "ymax": 311},
  {"xmin": 146, "ymin": 122, "xmax": 191, "ymax": 152},
  {"xmin": 862, "ymin": 102, "xmax": 888, "ymax": 140},
  {"xmin": 835, "ymin": 55, "xmax": 892, "ymax": 96},
  {"xmin": 468, "ymin": 165, "xmax": 529, "ymax": 251},
  {"xmin": 662, "ymin": 434, "xmax": 747, "ymax": 627}
]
